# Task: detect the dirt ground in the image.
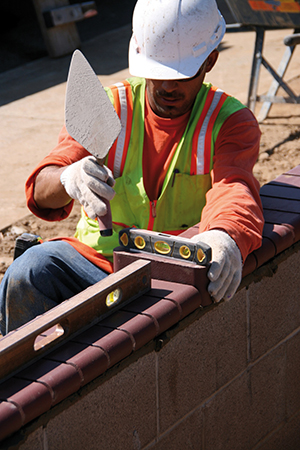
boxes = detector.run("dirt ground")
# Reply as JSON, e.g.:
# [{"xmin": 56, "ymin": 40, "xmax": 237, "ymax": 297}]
[{"xmin": 0, "ymin": 80, "xmax": 300, "ymax": 283}]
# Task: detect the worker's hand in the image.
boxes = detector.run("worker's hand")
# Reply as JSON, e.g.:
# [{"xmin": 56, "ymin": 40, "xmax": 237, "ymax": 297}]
[
  {"xmin": 191, "ymin": 230, "xmax": 242, "ymax": 302},
  {"xmin": 60, "ymin": 156, "xmax": 115, "ymax": 219}
]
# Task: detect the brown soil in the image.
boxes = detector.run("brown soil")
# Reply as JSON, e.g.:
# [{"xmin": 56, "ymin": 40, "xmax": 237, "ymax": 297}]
[{"xmin": 1, "ymin": 96, "xmax": 300, "ymax": 283}]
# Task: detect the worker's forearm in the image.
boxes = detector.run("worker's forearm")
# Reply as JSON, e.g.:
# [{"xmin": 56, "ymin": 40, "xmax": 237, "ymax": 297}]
[{"xmin": 34, "ymin": 165, "xmax": 72, "ymax": 209}]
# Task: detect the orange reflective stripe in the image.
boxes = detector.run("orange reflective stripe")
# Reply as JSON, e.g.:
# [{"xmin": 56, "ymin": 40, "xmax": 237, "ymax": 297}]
[
  {"xmin": 191, "ymin": 87, "xmax": 227, "ymax": 175},
  {"xmin": 111, "ymin": 81, "xmax": 133, "ymax": 178},
  {"xmin": 190, "ymin": 87, "xmax": 216, "ymax": 175},
  {"xmin": 119, "ymin": 81, "xmax": 133, "ymax": 176},
  {"xmin": 204, "ymin": 91, "xmax": 228, "ymax": 173},
  {"xmin": 112, "ymin": 221, "xmax": 137, "ymax": 229},
  {"xmin": 107, "ymin": 85, "xmax": 121, "ymax": 172}
]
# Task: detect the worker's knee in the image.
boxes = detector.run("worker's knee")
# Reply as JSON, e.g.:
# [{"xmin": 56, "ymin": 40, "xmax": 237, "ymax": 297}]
[
  {"xmin": 2, "ymin": 242, "xmax": 63, "ymax": 288},
  {"xmin": 0, "ymin": 242, "xmax": 76, "ymax": 334},
  {"xmin": 0, "ymin": 240, "xmax": 108, "ymax": 335}
]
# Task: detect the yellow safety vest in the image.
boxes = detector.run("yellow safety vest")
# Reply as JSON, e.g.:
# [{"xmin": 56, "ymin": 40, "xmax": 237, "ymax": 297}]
[{"xmin": 75, "ymin": 78, "xmax": 245, "ymax": 262}]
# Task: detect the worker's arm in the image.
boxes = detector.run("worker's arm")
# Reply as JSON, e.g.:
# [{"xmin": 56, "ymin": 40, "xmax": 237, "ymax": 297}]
[
  {"xmin": 193, "ymin": 108, "xmax": 264, "ymax": 302},
  {"xmin": 34, "ymin": 165, "xmax": 71, "ymax": 209},
  {"xmin": 199, "ymin": 108, "xmax": 264, "ymax": 261},
  {"xmin": 27, "ymin": 126, "xmax": 115, "ymax": 220},
  {"xmin": 26, "ymin": 125, "xmax": 89, "ymax": 220}
]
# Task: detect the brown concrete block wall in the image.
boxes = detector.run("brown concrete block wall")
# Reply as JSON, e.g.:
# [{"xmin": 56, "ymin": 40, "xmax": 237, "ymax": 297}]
[
  {"xmin": 157, "ymin": 291, "xmax": 248, "ymax": 434},
  {"xmin": 12, "ymin": 250, "xmax": 300, "ymax": 450},
  {"xmin": 151, "ymin": 408, "xmax": 204, "ymax": 450},
  {"xmin": 18, "ymin": 427, "xmax": 44, "ymax": 450},
  {"xmin": 44, "ymin": 352, "xmax": 157, "ymax": 450},
  {"xmin": 286, "ymin": 330, "xmax": 300, "ymax": 418},
  {"xmin": 155, "ymin": 253, "xmax": 300, "ymax": 450},
  {"xmin": 154, "ymin": 251, "xmax": 300, "ymax": 449},
  {"xmin": 203, "ymin": 344, "xmax": 286, "ymax": 450},
  {"xmin": 253, "ymin": 410, "xmax": 300, "ymax": 450},
  {"xmin": 248, "ymin": 251, "xmax": 300, "ymax": 362}
]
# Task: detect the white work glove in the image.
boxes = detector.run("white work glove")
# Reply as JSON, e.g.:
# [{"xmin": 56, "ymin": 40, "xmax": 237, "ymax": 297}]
[
  {"xmin": 191, "ymin": 230, "xmax": 243, "ymax": 302},
  {"xmin": 60, "ymin": 156, "xmax": 115, "ymax": 220}
]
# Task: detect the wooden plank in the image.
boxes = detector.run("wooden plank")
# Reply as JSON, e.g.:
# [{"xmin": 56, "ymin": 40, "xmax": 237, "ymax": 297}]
[
  {"xmin": 32, "ymin": 0, "xmax": 81, "ymax": 57},
  {"xmin": 0, "ymin": 259, "xmax": 151, "ymax": 383}
]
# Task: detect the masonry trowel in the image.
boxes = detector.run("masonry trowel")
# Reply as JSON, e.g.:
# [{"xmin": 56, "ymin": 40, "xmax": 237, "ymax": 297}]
[{"xmin": 65, "ymin": 49, "xmax": 121, "ymax": 236}]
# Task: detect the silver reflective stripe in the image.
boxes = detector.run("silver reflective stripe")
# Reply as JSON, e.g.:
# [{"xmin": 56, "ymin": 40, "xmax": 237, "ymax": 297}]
[
  {"xmin": 113, "ymin": 83, "xmax": 128, "ymax": 178},
  {"xmin": 196, "ymin": 89, "xmax": 224, "ymax": 175}
]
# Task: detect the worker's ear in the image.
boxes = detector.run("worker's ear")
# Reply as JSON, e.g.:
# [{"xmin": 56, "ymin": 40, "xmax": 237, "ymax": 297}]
[{"xmin": 204, "ymin": 50, "xmax": 219, "ymax": 73}]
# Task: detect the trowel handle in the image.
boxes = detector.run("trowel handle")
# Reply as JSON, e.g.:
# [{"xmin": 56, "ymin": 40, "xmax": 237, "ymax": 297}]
[
  {"xmin": 96, "ymin": 157, "xmax": 113, "ymax": 237},
  {"xmin": 97, "ymin": 200, "xmax": 113, "ymax": 237}
]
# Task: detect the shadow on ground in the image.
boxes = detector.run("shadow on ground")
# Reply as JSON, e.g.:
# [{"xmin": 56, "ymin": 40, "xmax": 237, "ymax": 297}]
[{"xmin": 0, "ymin": 0, "xmax": 235, "ymax": 106}]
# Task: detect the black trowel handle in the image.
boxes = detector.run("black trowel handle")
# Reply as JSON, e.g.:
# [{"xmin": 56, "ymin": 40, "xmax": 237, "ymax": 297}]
[{"xmin": 97, "ymin": 200, "xmax": 112, "ymax": 236}]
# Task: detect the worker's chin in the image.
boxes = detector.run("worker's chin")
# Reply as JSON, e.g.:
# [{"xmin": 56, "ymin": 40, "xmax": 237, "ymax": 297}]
[{"xmin": 154, "ymin": 103, "xmax": 185, "ymax": 119}]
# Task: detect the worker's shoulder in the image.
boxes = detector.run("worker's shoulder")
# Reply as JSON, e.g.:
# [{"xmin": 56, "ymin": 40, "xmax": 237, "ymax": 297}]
[
  {"xmin": 206, "ymin": 84, "xmax": 259, "ymax": 135},
  {"xmin": 216, "ymin": 90, "xmax": 258, "ymax": 128},
  {"xmin": 219, "ymin": 108, "xmax": 260, "ymax": 139},
  {"xmin": 203, "ymin": 82, "xmax": 244, "ymax": 115}
]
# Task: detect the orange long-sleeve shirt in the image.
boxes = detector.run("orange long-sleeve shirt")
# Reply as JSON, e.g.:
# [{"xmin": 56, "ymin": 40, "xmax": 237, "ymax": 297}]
[
  {"xmin": 26, "ymin": 92, "xmax": 264, "ymax": 270},
  {"xmin": 199, "ymin": 109, "xmax": 264, "ymax": 261}
]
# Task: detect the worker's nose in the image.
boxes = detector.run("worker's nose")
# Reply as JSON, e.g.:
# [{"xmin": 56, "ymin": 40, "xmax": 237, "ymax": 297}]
[{"xmin": 160, "ymin": 80, "xmax": 178, "ymax": 92}]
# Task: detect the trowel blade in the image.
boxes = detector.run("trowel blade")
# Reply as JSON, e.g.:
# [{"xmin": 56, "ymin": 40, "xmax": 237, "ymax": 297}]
[{"xmin": 65, "ymin": 49, "xmax": 121, "ymax": 160}]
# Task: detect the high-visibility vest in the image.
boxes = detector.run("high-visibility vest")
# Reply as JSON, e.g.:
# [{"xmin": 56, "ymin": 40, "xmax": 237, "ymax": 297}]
[{"xmin": 75, "ymin": 78, "xmax": 245, "ymax": 262}]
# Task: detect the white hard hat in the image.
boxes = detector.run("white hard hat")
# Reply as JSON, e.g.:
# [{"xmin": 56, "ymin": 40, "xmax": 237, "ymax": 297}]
[{"xmin": 129, "ymin": 0, "xmax": 226, "ymax": 80}]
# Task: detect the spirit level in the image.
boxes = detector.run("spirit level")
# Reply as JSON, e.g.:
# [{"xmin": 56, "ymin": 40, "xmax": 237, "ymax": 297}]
[{"xmin": 118, "ymin": 228, "xmax": 211, "ymax": 266}]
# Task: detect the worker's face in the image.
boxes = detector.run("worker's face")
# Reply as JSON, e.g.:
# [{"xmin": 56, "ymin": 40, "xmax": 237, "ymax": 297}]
[{"xmin": 146, "ymin": 50, "xmax": 219, "ymax": 118}]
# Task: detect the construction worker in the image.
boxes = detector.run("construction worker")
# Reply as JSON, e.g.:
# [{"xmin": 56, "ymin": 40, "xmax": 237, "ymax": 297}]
[{"xmin": 0, "ymin": 0, "xmax": 264, "ymax": 335}]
